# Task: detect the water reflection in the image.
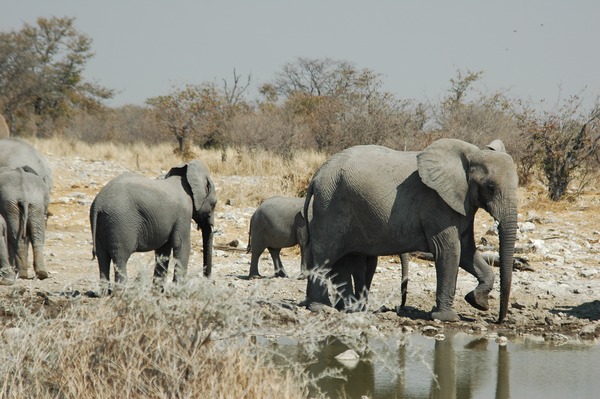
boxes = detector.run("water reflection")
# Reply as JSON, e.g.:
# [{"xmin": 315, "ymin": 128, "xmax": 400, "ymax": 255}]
[{"xmin": 263, "ymin": 332, "xmax": 599, "ymax": 399}]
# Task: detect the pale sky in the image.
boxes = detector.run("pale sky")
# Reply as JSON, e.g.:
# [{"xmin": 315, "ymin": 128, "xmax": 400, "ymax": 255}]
[{"xmin": 2, "ymin": 0, "xmax": 599, "ymax": 110}]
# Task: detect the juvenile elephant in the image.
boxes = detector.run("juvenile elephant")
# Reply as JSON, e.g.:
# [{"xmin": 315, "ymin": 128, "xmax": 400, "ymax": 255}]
[
  {"xmin": 0, "ymin": 138, "xmax": 53, "ymax": 193},
  {"xmin": 0, "ymin": 166, "xmax": 50, "ymax": 280},
  {"xmin": 89, "ymin": 160, "xmax": 217, "ymax": 293},
  {"xmin": 247, "ymin": 196, "xmax": 307, "ymax": 278},
  {"xmin": 304, "ymin": 138, "xmax": 518, "ymax": 323},
  {"xmin": 0, "ymin": 214, "xmax": 14, "ymax": 285}
]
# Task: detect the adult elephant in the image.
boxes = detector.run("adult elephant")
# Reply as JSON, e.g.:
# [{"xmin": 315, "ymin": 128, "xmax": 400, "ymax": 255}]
[
  {"xmin": 0, "ymin": 166, "xmax": 50, "ymax": 280},
  {"xmin": 303, "ymin": 138, "xmax": 518, "ymax": 323},
  {"xmin": 0, "ymin": 138, "xmax": 53, "ymax": 193},
  {"xmin": 89, "ymin": 160, "xmax": 217, "ymax": 293}
]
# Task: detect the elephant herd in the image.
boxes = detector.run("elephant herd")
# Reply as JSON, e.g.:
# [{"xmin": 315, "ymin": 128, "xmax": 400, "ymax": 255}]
[{"xmin": 0, "ymin": 137, "xmax": 520, "ymax": 323}]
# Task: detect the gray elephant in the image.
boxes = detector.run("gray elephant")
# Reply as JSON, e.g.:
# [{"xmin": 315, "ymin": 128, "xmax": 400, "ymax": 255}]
[
  {"xmin": 247, "ymin": 196, "xmax": 308, "ymax": 278},
  {"xmin": 0, "ymin": 138, "xmax": 53, "ymax": 192},
  {"xmin": 0, "ymin": 166, "xmax": 50, "ymax": 280},
  {"xmin": 304, "ymin": 138, "xmax": 518, "ymax": 323},
  {"xmin": 89, "ymin": 160, "xmax": 217, "ymax": 293},
  {"xmin": 0, "ymin": 213, "xmax": 14, "ymax": 285}
]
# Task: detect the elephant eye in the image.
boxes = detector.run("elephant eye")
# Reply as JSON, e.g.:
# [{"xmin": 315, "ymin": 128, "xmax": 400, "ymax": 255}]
[{"xmin": 485, "ymin": 182, "xmax": 496, "ymax": 194}]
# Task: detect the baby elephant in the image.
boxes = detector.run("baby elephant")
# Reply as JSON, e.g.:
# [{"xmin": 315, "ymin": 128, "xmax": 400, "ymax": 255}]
[
  {"xmin": 89, "ymin": 160, "xmax": 217, "ymax": 294},
  {"xmin": 0, "ymin": 166, "xmax": 50, "ymax": 281},
  {"xmin": 247, "ymin": 196, "xmax": 307, "ymax": 278}
]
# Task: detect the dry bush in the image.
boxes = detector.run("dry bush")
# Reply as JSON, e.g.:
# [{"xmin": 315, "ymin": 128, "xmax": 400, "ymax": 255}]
[{"xmin": 0, "ymin": 281, "xmax": 308, "ymax": 398}]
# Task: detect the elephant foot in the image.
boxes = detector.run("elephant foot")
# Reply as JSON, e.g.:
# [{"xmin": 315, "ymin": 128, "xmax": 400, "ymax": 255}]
[
  {"xmin": 465, "ymin": 290, "xmax": 490, "ymax": 311},
  {"xmin": 431, "ymin": 308, "xmax": 460, "ymax": 322},
  {"xmin": 18, "ymin": 272, "xmax": 29, "ymax": 279},
  {"xmin": 274, "ymin": 269, "xmax": 289, "ymax": 278},
  {"xmin": 36, "ymin": 270, "xmax": 49, "ymax": 280},
  {"xmin": 248, "ymin": 273, "xmax": 263, "ymax": 280}
]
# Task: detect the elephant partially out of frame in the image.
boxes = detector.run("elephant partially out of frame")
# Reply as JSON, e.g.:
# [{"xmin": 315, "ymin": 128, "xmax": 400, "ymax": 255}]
[
  {"xmin": 0, "ymin": 166, "xmax": 50, "ymax": 281},
  {"xmin": 89, "ymin": 160, "xmax": 217, "ymax": 294},
  {"xmin": 247, "ymin": 196, "xmax": 308, "ymax": 278},
  {"xmin": 304, "ymin": 138, "xmax": 518, "ymax": 323},
  {"xmin": 0, "ymin": 138, "xmax": 53, "ymax": 193}
]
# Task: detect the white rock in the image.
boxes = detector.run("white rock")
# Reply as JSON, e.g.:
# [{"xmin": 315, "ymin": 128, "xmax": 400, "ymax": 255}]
[{"xmin": 519, "ymin": 221, "xmax": 536, "ymax": 232}]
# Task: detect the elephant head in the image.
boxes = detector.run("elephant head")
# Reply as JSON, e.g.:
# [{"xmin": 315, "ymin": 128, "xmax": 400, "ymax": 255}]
[
  {"xmin": 166, "ymin": 160, "xmax": 217, "ymax": 277},
  {"xmin": 166, "ymin": 160, "xmax": 217, "ymax": 229},
  {"xmin": 417, "ymin": 138, "xmax": 518, "ymax": 322}
]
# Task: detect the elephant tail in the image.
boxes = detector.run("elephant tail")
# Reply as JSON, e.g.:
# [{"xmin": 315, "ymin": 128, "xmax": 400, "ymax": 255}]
[
  {"xmin": 18, "ymin": 201, "xmax": 27, "ymax": 240},
  {"xmin": 90, "ymin": 208, "xmax": 97, "ymax": 260},
  {"xmin": 303, "ymin": 179, "xmax": 314, "ymax": 247},
  {"xmin": 246, "ymin": 224, "xmax": 252, "ymax": 254}
]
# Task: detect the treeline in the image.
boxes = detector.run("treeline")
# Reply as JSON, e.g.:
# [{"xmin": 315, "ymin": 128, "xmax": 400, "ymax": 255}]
[{"xmin": 1, "ymin": 17, "xmax": 599, "ymax": 200}]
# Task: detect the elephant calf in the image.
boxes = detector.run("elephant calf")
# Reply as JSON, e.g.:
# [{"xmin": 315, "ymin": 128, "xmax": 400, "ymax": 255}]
[
  {"xmin": 89, "ymin": 160, "xmax": 217, "ymax": 294},
  {"xmin": 247, "ymin": 196, "xmax": 307, "ymax": 278},
  {"xmin": 0, "ymin": 166, "xmax": 50, "ymax": 281}
]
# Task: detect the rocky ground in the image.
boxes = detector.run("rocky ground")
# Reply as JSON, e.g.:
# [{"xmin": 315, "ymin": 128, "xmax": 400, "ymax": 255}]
[{"xmin": 2, "ymin": 153, "xmax": 600, "ymax": 341}]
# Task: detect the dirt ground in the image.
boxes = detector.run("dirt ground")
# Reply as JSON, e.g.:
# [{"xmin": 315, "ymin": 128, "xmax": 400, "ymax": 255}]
[{"xmin": 2, "ymin": 153, "xmax": 600, "ymax": 340}]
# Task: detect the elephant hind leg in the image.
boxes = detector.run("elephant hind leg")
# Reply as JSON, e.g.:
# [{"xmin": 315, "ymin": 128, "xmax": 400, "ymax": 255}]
[
  {"xmin": 31, "ymin": 232, "xmax": 48, "ymax": 280},
  {"xmin": 16, "ymin": 236, "xmax": 29, "ymax": 279},
  {"xmin": 248, "ymin": 245, "xmax": 265, "ymax": 278},
  {"xmin": 153, "ymin": 244, "xmax": 172, "ymax": 290},
  {"xmin": 268, "ymin": 248, "xmax": 288, "ymax": 278},
  {"xmin": 96, "ymin": 250, "xmax": 112, "ymax": 296}
]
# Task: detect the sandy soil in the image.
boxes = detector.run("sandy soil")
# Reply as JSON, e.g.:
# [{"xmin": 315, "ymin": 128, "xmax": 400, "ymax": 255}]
[{"xmin": 2, "ymin": 154, "xmax": 600, "ymax": 340}]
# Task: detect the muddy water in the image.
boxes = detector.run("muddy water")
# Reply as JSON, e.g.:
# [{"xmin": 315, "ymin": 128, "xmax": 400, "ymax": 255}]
[{"xmin": 265, "ymin": 332, "xmax": 600, "ymax": 398}]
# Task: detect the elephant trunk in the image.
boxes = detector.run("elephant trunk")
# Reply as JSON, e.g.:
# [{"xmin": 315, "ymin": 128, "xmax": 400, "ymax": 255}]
[{"xmin": 497, "ymin": 207, "xmax": 517, "ymax": 323}]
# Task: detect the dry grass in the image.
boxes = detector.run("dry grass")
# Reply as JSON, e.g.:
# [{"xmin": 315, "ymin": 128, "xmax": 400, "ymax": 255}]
[
  {"xmin": 30, "ymin": 137, "xmax": 325, "ymax": 207},
  {"xmin": 0, "ymin": 280, "xmax": 310, "ymax": 399}
]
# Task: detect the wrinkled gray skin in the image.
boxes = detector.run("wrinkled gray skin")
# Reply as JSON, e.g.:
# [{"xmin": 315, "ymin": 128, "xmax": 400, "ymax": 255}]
[
  {"xmin": 0, "ymin": 138, "xmax": 53, "ymax": 193},
  {"xmin": 0, "ymin": 214, "xmax": 13, "ymax": 285},
  {"xmin": 247, "ymin": 196, "xmax": 308, "ymax": 278},
  {"xmin": 304, "ymin": 138, "xmax": 518, "ymax": 323},
  {"xmin": 89, "ymin": 160, "xmax": 217, "ymax": 294},
  {"xmin": 328, "ymin": 252, "xmax": 410, "ymax": 312},
  {"xmin": 0, "ymin": 166, "xmax": 50, "ymax": 281}
]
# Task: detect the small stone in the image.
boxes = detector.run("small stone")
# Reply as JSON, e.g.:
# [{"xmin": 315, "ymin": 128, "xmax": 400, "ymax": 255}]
[
  {"xmin": 579, "ymin": 324, "xmax": 599, "ymax": 340},
  {"xmin": 519, "ymin": 221, "xmax": 536, "ymax": 232},
  {"xmin": 496, "ymin": 336, "xmax": 508, "ymax": 346}
]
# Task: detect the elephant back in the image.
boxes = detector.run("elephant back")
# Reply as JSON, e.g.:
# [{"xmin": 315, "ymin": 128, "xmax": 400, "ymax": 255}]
[{"xmin": 0, "ymin": 138, "xmax": 53, "ymax": 192}]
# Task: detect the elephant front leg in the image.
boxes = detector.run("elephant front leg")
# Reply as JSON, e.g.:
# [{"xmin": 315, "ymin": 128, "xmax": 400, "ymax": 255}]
[
  {"xmin": 461, "ymin": 249, "xmax": 494, "ymax": 311},
  {"xmin": 430, "ymin": 238, "xmax": 461, "ymax": 322}
]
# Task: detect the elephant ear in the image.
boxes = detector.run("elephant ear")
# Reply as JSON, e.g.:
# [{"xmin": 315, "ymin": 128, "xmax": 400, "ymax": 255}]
[
  {"xmin": 185, "ymin": 160, "xmax": 212, "ymax": 212},
  {"xmin": 485, "ymin": 139, "xmax": 506, "ymax": 153},
  {"xmin": 417, "ymin": 138, "xmax": 479, "ymax": 216}
]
